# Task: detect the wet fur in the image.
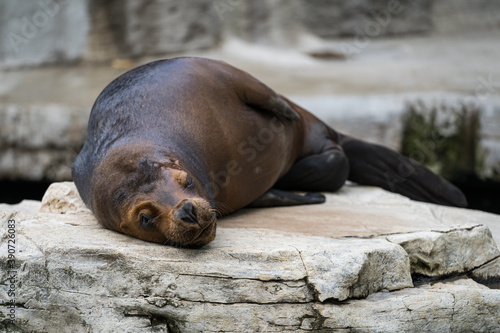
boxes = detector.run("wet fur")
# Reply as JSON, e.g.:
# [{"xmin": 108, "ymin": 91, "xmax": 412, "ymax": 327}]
[{"xmin": 73, "ymin": 57, "xmax": 467, "ymax": 247}]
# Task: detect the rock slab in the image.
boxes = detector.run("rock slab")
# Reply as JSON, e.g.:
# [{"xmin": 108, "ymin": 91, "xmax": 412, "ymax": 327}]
[{"xmin": 0, "ymin": 182, "xmax": 499, "ymax": 332}]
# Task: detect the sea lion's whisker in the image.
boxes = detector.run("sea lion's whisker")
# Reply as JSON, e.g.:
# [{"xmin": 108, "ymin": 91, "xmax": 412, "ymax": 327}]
[{"xmin": 212, "ymin": 201, "xmax": 233, "ymax": 216}]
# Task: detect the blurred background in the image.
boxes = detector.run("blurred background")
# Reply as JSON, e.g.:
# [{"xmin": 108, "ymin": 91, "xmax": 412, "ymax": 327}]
[{"xmin": 0, "ymin": 0, "xmax": 499, "ymax": 213}]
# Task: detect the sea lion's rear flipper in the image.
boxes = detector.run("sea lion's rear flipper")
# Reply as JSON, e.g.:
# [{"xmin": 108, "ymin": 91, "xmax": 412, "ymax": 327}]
[
  {"xmin": 274, "ymin": 148, "xmax": 349, "ymax": 192},
  {"xmin": 248, "ymin": 189, "xmax": 325, "ymax": 208},
  {"xmin": 339, "ymin": 134, "xmax": 467, "ymax": 208}
]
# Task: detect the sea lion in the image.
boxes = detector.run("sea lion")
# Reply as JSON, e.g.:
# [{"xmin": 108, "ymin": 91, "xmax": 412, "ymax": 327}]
[{"xmin": 72, "ymin": 57, "xmax": 467, "ymax": 248}]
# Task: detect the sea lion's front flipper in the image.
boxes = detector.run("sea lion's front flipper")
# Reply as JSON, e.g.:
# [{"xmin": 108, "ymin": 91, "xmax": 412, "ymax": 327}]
[
  {"xmin": 245, "ymin": 92, "xmax": 300, "ymax": 122},
  {"xmin": 226, "ymin": 63, "xmax": 300, "ymax": 121},
  {"xmin": 248, "ymin": 189, "xmax": 325, "ymax": 208},
  {"xmin": 339, "ymin": 134, "xmax": 467, "ymax": 208}
]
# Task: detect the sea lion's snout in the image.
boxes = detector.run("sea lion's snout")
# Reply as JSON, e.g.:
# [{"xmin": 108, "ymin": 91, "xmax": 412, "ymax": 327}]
[
  {"xmin": 174, "ymin": 200, "xmax": 198, "ymax": 224},
  {"xmin": 167, "ymin": 198, "xmax": 217, "ymax": 248}
]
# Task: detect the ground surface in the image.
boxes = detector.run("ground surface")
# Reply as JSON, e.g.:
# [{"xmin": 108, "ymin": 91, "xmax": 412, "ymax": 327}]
[
  {"xmin": 1, "ymin": 182, "xmax": 499, "ymax": 332},
  {"xmin": 1, "ymin": 31, "xmax": 499, "ymax": 108}
]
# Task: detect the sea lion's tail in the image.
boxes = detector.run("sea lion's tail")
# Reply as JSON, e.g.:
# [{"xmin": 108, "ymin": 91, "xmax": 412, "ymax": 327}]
[{"xmin": 338, "ymin": 134, "xmax": 467, "ymax": 208}]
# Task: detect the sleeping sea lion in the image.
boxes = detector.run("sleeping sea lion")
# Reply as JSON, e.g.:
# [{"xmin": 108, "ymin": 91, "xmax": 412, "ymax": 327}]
[{"xmin": 72, "ymin": 57, "xmax": 467, "ymax": 247}]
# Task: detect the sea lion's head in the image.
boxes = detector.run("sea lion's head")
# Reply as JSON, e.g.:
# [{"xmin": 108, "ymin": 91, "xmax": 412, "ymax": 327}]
[{"xmin": 89, "ymin": 146, "xmax": 216, "ymax": 248}]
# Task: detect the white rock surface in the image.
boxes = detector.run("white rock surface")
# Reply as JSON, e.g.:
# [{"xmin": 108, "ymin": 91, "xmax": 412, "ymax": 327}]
[
  {"xmin": 1, "ymin": 182, "xmax": 499, "ymax": 332},
  {"xmin": 317, "ymin": 279, "xmax": 500, "ymax": 332},
  {"xmin": 0, "ymin": 200, "xmax": 40, "ymax": 213},
  {"xmin": 386, "ymin": 226, "xmax": 499, "ymax": 276},
  {"xmin": 39, "ymin": 181, "xmax": 91, "ymax": 215}
]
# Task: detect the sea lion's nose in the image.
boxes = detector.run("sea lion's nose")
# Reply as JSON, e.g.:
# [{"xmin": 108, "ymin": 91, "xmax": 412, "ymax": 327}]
[{"xmin": 174, "ymin": 200, "xmax": 198, "ymax": 224}]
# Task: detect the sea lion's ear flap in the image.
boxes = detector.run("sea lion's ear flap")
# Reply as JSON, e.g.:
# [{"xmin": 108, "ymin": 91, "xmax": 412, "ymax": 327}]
[{"xmin": 339, "ymin": 134, "xmax": 467, "ymax": 208}]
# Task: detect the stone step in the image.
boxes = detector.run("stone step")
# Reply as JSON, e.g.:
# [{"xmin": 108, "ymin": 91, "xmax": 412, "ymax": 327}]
[{"xmin": 2, "ymin": 92, "xmax": 499, "ymax": 183}]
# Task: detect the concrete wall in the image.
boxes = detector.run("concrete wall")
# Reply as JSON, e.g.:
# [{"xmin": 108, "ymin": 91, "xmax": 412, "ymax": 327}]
[
  {"xmin": 0, "ymin": 0, "xmax": 224, "ymax": 68},
  {"xmin": 433, "ymin": 0, "xmax": 500, "ymax": 33},
  {"xmin": 0, "ymin": 0, "xmax": 89, "ymax": 68},
  {"xmin": 3, "ymin": 0, "xmax": 495, "ymax": 69}
]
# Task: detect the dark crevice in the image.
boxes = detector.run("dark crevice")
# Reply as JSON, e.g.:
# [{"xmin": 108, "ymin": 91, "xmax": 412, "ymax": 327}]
[
  {"xmin": 0, "ymin": 180, "xmax": 53, "ymax": 204},
  {"xmin": 411, "ymin": 273, "xmax": 469, "ymax": 287},
  {"xmin": 453, "ymin": 175, "xmax": 500, "ymax": 215}
]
